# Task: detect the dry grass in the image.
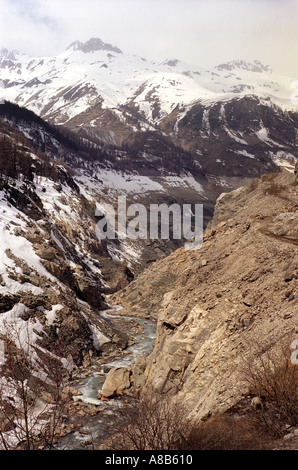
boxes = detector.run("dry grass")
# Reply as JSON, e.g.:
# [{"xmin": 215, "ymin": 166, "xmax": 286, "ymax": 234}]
[{"xmin": 184, "ymin": 413, "xmax": 273, "ymax": 450}]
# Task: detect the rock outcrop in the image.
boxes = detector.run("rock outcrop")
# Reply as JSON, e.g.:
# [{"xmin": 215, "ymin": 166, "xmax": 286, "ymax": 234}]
[
  {"xmin": 111, "ymin": 169, "xmax": 298, "ymax": 421},
  {"xmin": 100, "ymin": 367, "xmax": 132, "ymax": 398}
]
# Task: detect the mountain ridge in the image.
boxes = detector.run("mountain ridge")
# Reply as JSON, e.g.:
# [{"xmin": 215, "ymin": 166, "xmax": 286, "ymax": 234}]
[
  {"xmin": 66, "ymin": 38, "xmax": 123, "ymax": 54},
  {"xmin": 1, "ymin": 38, "xmax": 296, "ymax": 183}
]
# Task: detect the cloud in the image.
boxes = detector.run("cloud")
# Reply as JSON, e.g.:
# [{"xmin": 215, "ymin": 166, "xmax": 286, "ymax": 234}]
[
  {"xmin": 0, "ymin": 0, "xmax": 297, "ymax": 75},
  {"xmin": 0, "ymin": 0, "xmax": 63, "ymax": 55},
  {"xmin": 13, "ymin": 0, "xmax": 59, "ymax": 29}
]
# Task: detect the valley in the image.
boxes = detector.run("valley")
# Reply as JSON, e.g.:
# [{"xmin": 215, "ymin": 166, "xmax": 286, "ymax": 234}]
[{"xmin": 0, "ymin": 37, "xmax": 297, "ymax": 451}]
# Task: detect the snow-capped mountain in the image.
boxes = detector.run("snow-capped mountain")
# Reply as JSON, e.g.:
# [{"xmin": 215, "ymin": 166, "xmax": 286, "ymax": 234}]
[
  {"xmin": 1, "ymin": 37, "xmax": 297, "ymax": 179},
  {"xmin": 0, "ymin": 38, "xmax": 295, "ymax": 126},
  {"xmin": 0, "ymin": 38, "xmax": 295, "ymax": 114}
]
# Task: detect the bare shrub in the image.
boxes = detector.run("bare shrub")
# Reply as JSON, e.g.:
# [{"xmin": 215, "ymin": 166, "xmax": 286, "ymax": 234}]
[
  {"xmin": 263, "ymin": 182, "xmax": 287, "ymax": 197},
  {"xmin": 103, "ymin": 389, "xmax": 272, "ymax": 451},
  {"xmin": 104, "ymin": 389, "xmax": 190, "ymax": 450},
  {"xmin": 242, "ymin": 341, "xmax": 298, "ymax": 437}
]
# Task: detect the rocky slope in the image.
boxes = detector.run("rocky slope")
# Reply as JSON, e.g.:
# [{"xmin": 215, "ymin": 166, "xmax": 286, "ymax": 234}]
[
  {"xmin": 0, "ymin": 107, "xmax": 135, "ymax": 374},
  {"xmin": 111, "ymin": 168, "xmax": 297, "ymax": 423},
  {"xmin": 161, "ymin": 95, "xmax": 298, "ymax": 178}
]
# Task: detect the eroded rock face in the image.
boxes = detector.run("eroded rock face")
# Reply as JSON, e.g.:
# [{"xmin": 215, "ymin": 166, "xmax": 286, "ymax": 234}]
[
  {"xmin": 112, "ymin": 170, "xmax": 298, "ymax": 421},
  {"xmin": 295, "ymin": 160, "xmax": 298, "ymax": 184}
]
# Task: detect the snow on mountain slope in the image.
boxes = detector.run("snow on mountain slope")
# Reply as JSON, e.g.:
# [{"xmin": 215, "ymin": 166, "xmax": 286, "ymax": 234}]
[
  {"xmin": 0, "ymin": 186, "xmax": 49, "ymax": 296},
  {"xmin": 0, "ymin": 101, "xmax": 212, "ymax": 275},
  {"xmin": 0, "ymin": 39, "xmax": 296, "ymax": 130},
  {"xmin": 0, "ymin": 110, "xmax": 149, "ymax": 444},
  {"xmin": 1, "ymin": 40, "xmax": 297, "ymax": 203},
  {"xmin": 1, "ymin": 38, "xmax": 297, "ymax": 181}
]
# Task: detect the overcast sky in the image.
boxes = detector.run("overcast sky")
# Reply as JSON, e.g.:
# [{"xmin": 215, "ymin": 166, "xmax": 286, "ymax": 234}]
[{"xmin": 0, "ymin": 0, "xmax": 297, "ymax": 76}]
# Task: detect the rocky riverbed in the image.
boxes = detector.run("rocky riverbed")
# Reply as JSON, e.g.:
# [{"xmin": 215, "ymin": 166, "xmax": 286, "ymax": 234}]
[{"xmin": 55, "ymin": 305, "xmax": 157, "ymax": 450}]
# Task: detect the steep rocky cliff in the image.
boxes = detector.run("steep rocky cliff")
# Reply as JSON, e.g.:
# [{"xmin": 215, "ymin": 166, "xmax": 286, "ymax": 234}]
[{"xmin": 112, "ymin": 169, "xmax": 297, "ymax": 422}]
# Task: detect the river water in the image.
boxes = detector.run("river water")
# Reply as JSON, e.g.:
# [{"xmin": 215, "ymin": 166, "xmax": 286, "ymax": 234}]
[{"xmin": 60, "ymin": 305, "xmax": 157, "ymax": 450}]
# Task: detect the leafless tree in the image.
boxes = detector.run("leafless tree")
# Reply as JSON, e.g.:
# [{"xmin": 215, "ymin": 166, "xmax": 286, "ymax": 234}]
[{"xmin": 0, "ymin": 317, "xmax": 69, "ymax": 450}]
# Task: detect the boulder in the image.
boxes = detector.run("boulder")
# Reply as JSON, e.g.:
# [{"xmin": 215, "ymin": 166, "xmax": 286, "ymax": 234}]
[
  {"xmin": 35, "ymin": 244, "xmax": 56, "ymax": 261},
  {"xmin": 100, "ymin": 367, "xmax": 132, "ymax": 398}
]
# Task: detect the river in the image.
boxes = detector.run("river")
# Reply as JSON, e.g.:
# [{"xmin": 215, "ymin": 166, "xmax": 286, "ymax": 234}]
[{"xmin": 60, "ymin": 305, "xmax": 157, "ymax": 450}]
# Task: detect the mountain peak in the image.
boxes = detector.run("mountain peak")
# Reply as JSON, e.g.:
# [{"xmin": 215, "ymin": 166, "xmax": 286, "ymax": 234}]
[
  {"xmin": 0, "ymin": 48, "xmax": 20, "ymax": 60},
  {"xmin": 215, "ymin": 59, "xmax": 272, "ymax": 73},
  {"xmin": 66, "ymin": 38, "xmax": 123, "ymax": 54}
]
